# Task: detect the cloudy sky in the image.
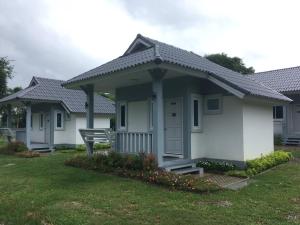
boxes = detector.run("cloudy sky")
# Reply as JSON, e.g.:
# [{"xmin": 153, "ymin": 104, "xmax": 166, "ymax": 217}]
[{"xmin": 1, "ymin": 0, "xmax": 300, "ymax": 87}]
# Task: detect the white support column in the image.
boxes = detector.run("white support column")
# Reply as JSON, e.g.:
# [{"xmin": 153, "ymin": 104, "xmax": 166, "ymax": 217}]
[
  {"xmin": 49, "ymin": 106, "xmax": 55, "ymax": 150},
  {"xmin": 283, "ymin": 105, "xmax": 288, "ymax": 140},
  {"xmin": 82, "ymin": 84, "xmax": 94, "ymax": 157},
  {"xmin": 149, "ymin": 68, "xmax": 166, "ymax": 167},
  {"xmin": 26, "ymin": 104, "xmax": 31, "ymax": 150}
]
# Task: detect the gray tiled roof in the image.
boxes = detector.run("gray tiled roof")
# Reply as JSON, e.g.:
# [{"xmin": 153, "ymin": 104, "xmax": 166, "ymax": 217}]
[
  {"xmin": 0, "ymin": 77, "xmax": 115, "ymax": 114},
  {"xmin": 249, "ymin": 66, "xmax": 300, "ymax": 93},
  {"xmin": 64, "ymin": 34, "xmax": 290, "ymax": 102}
]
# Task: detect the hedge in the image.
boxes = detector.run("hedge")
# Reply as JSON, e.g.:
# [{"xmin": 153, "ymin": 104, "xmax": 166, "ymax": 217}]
[{"xmin": 65, "ymin": 152, "xmax": 220, "ymax": 193}]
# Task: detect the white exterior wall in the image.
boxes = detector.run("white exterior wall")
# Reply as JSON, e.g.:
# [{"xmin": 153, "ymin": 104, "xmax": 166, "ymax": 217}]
[
  {"xmin": 191, "ymin": 96, "xmax": 244, "ymax": 161},
  {"xmin": 127, "ymin": 100, "xmax": 149, "ymax": 132},
  {"xmin": 54, "ymin": 113, "xmax": 76, "ymax": 145},
  {"xmin": 30, "ymin": 113, "xmax": 45, "ymax": 143},
  {"xmin": 75, "ymin": 115, "xmax": 111, "ymax": 145},
  {"xmin": 242, "ymin": 101, "xmax": 274, "ymax": 160},
  {"xmin": 54, "ymin": 113, "xmax": 111, "ymax": 145}
]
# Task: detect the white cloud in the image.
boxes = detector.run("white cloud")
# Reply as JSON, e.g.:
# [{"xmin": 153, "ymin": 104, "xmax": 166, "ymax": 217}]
[{"xmin": 1, "ymin": 0, "xmax": 300, "ymax": 87}]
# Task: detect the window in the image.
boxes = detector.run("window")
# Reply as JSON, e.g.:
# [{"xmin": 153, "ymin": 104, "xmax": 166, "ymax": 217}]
[
  {"xmin": 30, "ymin": 115, "xmax": 33, "ymax": 128},
  {"xmin": 118, "ymin": 102, "xmax": 127, "ymax": 130},
  {"xmin": 39, "ymin": 113, "xmax": 44, "ymax": 130},
  {"xmin": 205, "ymin": 95, "xmax": 222, "ymax": 114},
  {"xmin": 55, "ymin": 111, "xmax": 64, "ymax": 130},
  {"xmin": 191, "ymin": 94, "xmax": 203, "ymax": 131},
  {"xmin": 273, "ymin": 106, "xmax": 283, "ymax": 119}
]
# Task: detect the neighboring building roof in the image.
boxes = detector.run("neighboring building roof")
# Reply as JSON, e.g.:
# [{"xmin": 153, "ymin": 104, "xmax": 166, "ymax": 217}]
[
  {"xmin": 249, "ymin": 66, "xmax": 300, "ymax": 93},
  {"xmin": 63, "ymin": 34, "xmax": 291, "ymax": 102},
  {"xmin": 0, "ymin": 76, "xmax": 115, "ymax": 114}
]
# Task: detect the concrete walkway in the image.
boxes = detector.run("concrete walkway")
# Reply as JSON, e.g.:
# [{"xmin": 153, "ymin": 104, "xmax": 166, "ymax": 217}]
[{"xmin": 204, "ymin": 173, "xmax": 249, "ymax": 190}]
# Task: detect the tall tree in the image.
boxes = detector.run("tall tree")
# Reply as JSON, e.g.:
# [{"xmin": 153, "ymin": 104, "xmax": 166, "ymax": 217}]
[
  {"xmin": 0, "ymin": 57, "xmax": 14, "ymax": 127},
  {"xmin": 0, "ymin": 57, "xmax": 14, "ymax": 98},
  {"xmin": 205, "ymin": 53, "xmax": 255, "ymax": 74}
]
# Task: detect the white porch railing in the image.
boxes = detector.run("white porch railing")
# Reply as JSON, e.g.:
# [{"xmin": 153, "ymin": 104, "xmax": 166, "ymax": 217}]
[
  {"xmin": 116, "ymin": 132, "xmax": 153, "ymax": 154},
  {"xmin": 79, "ymin": 128, "xmax": 115, "ymax": 156},
  {"xmin": 0, "ymin": 128, "xmax": 26, "ymax": 143}
]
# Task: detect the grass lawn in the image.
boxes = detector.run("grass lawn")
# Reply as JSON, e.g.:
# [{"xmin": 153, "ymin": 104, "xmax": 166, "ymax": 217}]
[{"xmin": 0, "ymin": 150, "xmax": 299, "ymax": 225}]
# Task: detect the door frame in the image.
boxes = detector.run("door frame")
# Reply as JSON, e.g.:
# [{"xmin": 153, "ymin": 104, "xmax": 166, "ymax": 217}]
[
  {"xmin": 164, "ymin": 97, "xmax": 184, "ymax": 157},
  {"xmin": 44, "ymin": 112, "xmax": 51, "ymax": 144}
]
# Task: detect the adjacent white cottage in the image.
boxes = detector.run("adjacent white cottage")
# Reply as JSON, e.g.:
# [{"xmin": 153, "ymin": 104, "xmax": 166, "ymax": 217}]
[
  {"xmin": 63, "ymin": 34, "xmax": 291, "ymax": 169},
  {"xmin": 0, "ymin": 76, "xmax": 115, "ymax": 149},
  {"xmin": 250, "ymin": 66, "xmax": 300, "ymax": 145}
]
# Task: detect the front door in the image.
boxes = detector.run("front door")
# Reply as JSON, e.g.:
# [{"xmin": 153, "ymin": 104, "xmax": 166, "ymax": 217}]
[
  {"xmin": 292, "ymin": 104, "xmax": 300, "ymax": 134},
  {"xmin": 164, "ymin": 98, "xmax": 183, "ymax": 155},
  {"xmin": 45, "ymin": 113, "xmax": 51, "ymax": 144}
]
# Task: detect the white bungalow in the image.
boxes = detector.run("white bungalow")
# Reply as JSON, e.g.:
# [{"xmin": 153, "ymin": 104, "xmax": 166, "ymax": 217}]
[
  {"xmin": 63, "ymin": 34, "xmax": 291, "ymax": 169},
  {"xmin": 250, "ymin": 66, "xmax": 300, "ymax": 145},
  {"xmin": 0, "ymin": 76, "xmax": 115, "ymax": 149}
]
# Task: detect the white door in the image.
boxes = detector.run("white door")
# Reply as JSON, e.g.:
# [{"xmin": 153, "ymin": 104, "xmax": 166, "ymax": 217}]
[
  {"xmin": 164, "ymin": 98, "xmax": 183, "ymax": 155},
  {"xmin": 45, "ymin": 113, "xmax": 51, "ymax": 144},
  {"xmin": 292, "ymin": 104, "xmax": 300, "ymax": 134}
]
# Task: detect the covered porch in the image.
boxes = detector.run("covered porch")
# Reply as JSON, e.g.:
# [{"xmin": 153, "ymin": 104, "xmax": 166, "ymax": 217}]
[
  {"xmin": 74, "ymin": 63, "xmax": 233, "ymax": 169},
  {"xmin": 0, "ymin": 101, "xmax": 56, "ymax": 150}
]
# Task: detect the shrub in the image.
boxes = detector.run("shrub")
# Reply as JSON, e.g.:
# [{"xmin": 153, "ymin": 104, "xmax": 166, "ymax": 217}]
[
  {"xmin": 94, "ymin": 143, "xmax": 111, "ymax": 150},
  {"xmin": 245, "ymin": 151, "xmax": 292, "ymax": 176},
  {"xmin": 225, "ymin": 170, "xmax": 248, "ymax": 178},
  {"xmin": 274, "ymin": 135, "xmax": 283, "ymax": 146},
  {"xmin": 65, "ymin": 152, "xmax": 220, "ymax": 193},
  {"xmin": 0, "ymin": 141, "xmax": 28, "ymax": 155},
  {"xmin": 197, "ymin": 160, "xmax": 236, "ymax": 172},
  {"xmin": 15, "ymin": 151, "xmax": 40, "ymax": 158},
  {"xmin": 75, "ymin": 144, "xmax": 86, "ymax": 152},
  {"xmin": 55, "ymin": 145, "xmax": 73, "ymax": 150},
  {"xmin": 142, "ymin": 153, "xmax": 157, "ymax": 171},
  {"xmin": 117, "ymin": 169, "xmax": 219, "ymax": 193}
]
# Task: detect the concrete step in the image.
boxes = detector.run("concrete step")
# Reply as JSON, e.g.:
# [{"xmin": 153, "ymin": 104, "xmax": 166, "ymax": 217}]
[
  {"xmin": 173, "ymin": 167, "xmax": 204, "ymax": 176},
  {"xmin": 284, "ymin": 138, "xmax": 300, "ymax": 145},
  {"xmin": 164, "ymin": 163, "xmax": 196, "ymax": 172}
]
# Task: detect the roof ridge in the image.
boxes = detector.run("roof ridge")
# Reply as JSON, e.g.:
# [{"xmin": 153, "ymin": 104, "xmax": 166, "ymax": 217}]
[
  {"xmin": 34, "ymin": 76, "xmax": 65, "ymax": 82},
  {"xmin": 254, "ymin": 65, "xmax": 300, "ymax": 75},
  {"xmin": 139, "ymin": 34, "xmax": 198, "ymax": 56}
]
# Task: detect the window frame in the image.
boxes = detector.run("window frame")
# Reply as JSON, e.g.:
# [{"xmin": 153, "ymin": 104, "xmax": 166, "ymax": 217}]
[
  {"xmin": 54, "ymin": 110, "xmax": 64, "ymax": 130},
  {"xmin": 191, "ymin": 94, "xmax": 203, "ymax": 132},
  {"xmin": 204, "ymin": 95, "xmax": 222, "ymax": 115},
  {"xmin": 273, "ymin": 106, "xmax": 283, "ymax": 120},
  {"xmin": 39, "ymin": 113, "xmax": 44, "ymax": 130},
  {"xmin": 118, "ymin": 101, "xmax": 127, "ymax": 131}
]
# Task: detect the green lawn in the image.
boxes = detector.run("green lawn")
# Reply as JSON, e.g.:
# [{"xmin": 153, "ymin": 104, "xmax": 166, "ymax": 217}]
[{"xmin": 0, "ymin": 151, "xmax": 299, "ymax": 225}]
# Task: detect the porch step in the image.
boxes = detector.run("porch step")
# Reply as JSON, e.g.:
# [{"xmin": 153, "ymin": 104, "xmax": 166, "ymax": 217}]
[
  {"xmin": 164, "ymin": 163, "xmax": 196, "ymax": 171},
  {"xmin": 173, "ymin": 167, "xmax": 204, "ymax": 176},
  {"xmin": 284, "ymin": 137, "xmax": 300, "ymax": 146},
  {"xmin": 164, "ymin": 163, "xmax": 204, "ymax": 176}
]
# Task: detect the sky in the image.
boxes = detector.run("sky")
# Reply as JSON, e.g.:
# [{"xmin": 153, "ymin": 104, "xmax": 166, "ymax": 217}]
[{"xmin": 1, "ymin": 0, "xmax": 300, "ymax": 88}]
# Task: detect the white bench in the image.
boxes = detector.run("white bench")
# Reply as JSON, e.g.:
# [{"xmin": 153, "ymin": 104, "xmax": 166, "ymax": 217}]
[
  {"xmin": 79, "ymin": 128, "xmax": 115, "ymax": 156},
  {"xmin": 0, "ymin": 128, "xmax": 15, "ymax": 143}
]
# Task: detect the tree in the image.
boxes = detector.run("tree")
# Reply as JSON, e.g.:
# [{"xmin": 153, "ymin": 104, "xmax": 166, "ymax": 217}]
[
  {"xmin": 7, "ymin": 87, "xmax": 25, "ymax": 128},
  {"xmin": 205, "ymin": 53, "xmax": 255, "ymax": 74},
  {"xmin": 0, "ymin": 57, "xmax": 14, "ymax": 99},
  {"xmin": 0, "ymin": 57, "xmax": 14, "ymax": 127}
]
